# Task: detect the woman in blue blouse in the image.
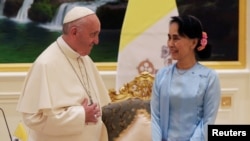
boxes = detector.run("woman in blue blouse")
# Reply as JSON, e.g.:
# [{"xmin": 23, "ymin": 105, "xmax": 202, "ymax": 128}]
[{"xmin": 151, "ymin": 15, "xmax": 221, "ymax": 141}]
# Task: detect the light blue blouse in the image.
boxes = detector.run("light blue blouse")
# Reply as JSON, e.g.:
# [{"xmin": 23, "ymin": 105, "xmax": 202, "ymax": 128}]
[{"xmin": 151, "ymin": 63, "xmax": 221, "ymax": 141}]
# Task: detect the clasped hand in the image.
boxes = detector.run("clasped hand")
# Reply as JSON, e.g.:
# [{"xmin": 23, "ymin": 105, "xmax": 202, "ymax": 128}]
[{"xmin": 82, "ymin": 98, "xmax": 101, "ymax": 123}]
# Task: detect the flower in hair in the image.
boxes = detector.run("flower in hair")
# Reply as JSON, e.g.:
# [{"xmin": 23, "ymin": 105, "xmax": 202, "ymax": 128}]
[{"xmin": 200, "ymin": 32, "xmax": 208, "ymax": 47}]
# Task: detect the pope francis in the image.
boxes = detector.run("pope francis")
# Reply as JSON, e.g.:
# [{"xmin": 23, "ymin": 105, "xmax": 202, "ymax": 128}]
[{"xmin": 16, "ymin": 6, "xmax": 111, "ymax": 141}]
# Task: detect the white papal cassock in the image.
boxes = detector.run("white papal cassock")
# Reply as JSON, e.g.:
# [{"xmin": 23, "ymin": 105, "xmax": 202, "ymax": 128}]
[{"xmin": 17, "ymin": 36, "xmax": 111, "ymax": 141}]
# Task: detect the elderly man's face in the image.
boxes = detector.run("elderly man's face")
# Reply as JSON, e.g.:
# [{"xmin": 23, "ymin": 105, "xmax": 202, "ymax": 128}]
[{"xmin": 75, "ymin": 15, "xmax": 100, "ymax": 56}]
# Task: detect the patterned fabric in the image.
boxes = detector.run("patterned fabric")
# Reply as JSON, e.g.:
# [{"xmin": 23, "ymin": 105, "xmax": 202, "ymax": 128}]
[{"xmin": 102, "ymin": 98, "xmax": 150, "ymax": 141}]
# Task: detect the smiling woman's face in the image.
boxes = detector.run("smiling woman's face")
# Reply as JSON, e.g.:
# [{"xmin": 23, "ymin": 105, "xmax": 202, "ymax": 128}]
[{"xmin": 167, "ymin": 22, "xmax": 197, "ymax": 61}]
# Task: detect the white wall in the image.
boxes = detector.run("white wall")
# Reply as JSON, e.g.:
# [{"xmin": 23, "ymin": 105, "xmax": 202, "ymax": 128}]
[
  {"xmin": 0, "ymin": 2, "xmax": 250, "ymax": 141},
  {"xmin": 0, "ymin": 72, "xmax": 24, "ymax": 141}
]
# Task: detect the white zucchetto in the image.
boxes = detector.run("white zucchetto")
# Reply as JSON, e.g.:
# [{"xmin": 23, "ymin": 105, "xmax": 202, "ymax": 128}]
[{"xmin": 63, "ymin": 6, "xmax": 95, "ymax": 24}]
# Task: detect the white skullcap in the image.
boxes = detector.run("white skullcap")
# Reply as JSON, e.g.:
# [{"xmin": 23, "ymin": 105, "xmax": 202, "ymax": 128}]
[{"xmin": 63, "ymin": 6, "xmax": 95, "ymax": 24}]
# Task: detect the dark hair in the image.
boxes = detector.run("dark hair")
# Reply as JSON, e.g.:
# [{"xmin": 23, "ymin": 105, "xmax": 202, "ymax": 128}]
[{"xmin": 170, "ymin": 15, "xmax": 211, "ymax": 59}]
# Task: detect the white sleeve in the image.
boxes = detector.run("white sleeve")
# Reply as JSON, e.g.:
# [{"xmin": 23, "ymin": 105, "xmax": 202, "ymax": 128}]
[{"xmin": 22, "ymin": 106, "xmax": 86, "ymax": 136}]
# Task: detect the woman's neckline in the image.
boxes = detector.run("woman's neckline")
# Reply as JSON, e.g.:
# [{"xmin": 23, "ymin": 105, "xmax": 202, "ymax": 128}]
[
  {"xmin": 176, "ymin": 61, "xmax": 198, "ymax": 70},
  {"xmin": 174, "ymin": 62, "xmax": 198, "ymax": 75}
]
